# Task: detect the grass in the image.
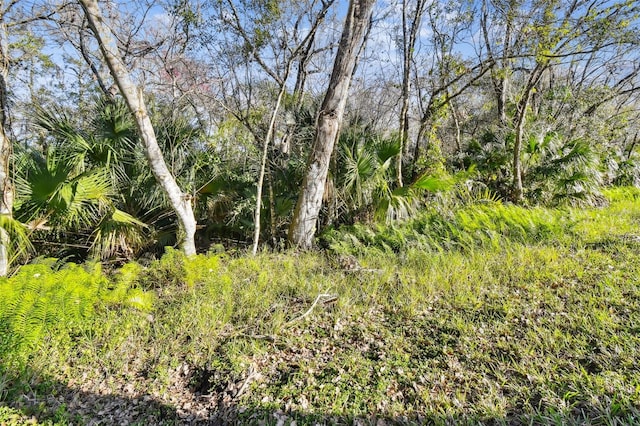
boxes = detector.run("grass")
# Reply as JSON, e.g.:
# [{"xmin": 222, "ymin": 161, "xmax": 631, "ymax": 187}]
[{"xmin": 1, "ymin": 187, "xmax": 640, "ymax": 424}]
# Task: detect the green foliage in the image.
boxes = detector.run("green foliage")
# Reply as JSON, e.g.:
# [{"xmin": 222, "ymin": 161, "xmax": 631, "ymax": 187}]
[
  {"xmin": 136, "ymin": 247, "xmax": 222, "ymax": 289},
  {"xmin": 323, "ymin": 200, "xmax": 573, "ymax": 255},
  {"xmin": 197, "ymin": 168, "xmax": 257, "ymax": 240},
  {"xmin": 105, "ymin": 262, "xmax": 155, "ymax": 311},
  {"xmin": 338, "ymin": 128, "xmax": 397, "ymax": 210},
  {"xmin": 602, "ymin": 186, "xmax": 640, "ymax": 202},
  {"xmin": 1, "ymin": 189, "xmax": 640, "ymax": 422},
  {"xmin": 0, "ymin": 261, "xmax": 153, "ymax": 366},
  {"xmin": 0, "ymin": 214, "xmax": 33, "ymax": 268},
  {"xmin": 610, "ymin": 153, "xmax": 640, "ymax": 187},
  {"xmin": 461, "ymin": 130, "xmax": 605, "ymax": 206},
  {"xmin": 459, "ymin": 130, "xmax": 513, "ymax": 199},
  {"xmin": 0, "ymin": 263, "xmax": 103, "ymax": 352},
  {"xmin": 15, "ymin": 100, "xmax": 152, "ymax": 260},
  {"xmin": 15, "ymin": 149, "xmax": 111, "ymax": 226},
  {"xmin": 336, "ymin": 126, "xmax": 420, "ymax": 223},
  {"xmin": 526, "ymin": 136, "xmax": 603, "ymax": 206},
  {"xmin": 137, "ymin": 247, "xmax": 188, "ymax": 289},
  {"xmin": 19, "ymin": 97, "xmax": 229, "ymax": 260},
  {"xmin": 0, "ymin": 406, "xmax": 30, "ymax": 425},
  {"xmin": 412, "ymin": 172, "xmax": 456, "ymax": 192}
]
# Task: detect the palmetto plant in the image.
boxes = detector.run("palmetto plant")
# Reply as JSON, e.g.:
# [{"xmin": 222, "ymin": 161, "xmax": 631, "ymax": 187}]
[
  {"xmin": 611, "ymin": 153, "xmax": 640, "ymax": 187},
  {"xmin": 15, "ymin": 149, "xmax": 113, "ymax": 229},
  {"xmin": 525, "ymin": 132, "xmax": 603, "ymax": 206},
  {"xmin": 336, "ymin": 127, "xmax": 416, "ymax": 223},
  {"xmin": 14, "ymin": 145, "xmax": 146, "ymax": 260},
  {"xmin": 461, "ymin": 128, "xmax": 604, "ymax": 206},
  {"xmin": 21, "ymin": 97, "xmax": 230, "ymax": 259},
  {"xmin": 459, "ymin": 130, "xmax": 513, "ymax": 199},
  {"xmin": 15, "ymin": 99, "xmax": 147, "ymax": 260}
]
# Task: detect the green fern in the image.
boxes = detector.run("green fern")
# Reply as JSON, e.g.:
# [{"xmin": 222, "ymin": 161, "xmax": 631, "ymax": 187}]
[
  {"xmin": 322, "ymin": 202, "xmax": 573, "ymax": 255},
  {"xmin": 0, "ymin": 261, "xmax": 154, "ymax": 363}
]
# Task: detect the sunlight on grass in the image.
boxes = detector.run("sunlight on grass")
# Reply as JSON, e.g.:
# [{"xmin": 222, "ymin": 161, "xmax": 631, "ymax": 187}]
[{"xmin": 1, "ymin": 188, "xmax": 640, "ymax": 424}]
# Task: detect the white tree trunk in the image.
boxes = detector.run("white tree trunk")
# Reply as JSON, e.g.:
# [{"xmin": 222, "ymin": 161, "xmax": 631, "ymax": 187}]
[
  {"xmin": 252, "ymin": 79, "xmax": 288, "ymax": 255},
  {"xmin": 79, "ymin": 0, "xmax": 197, "ymax": 255},
  {"xmin": 0, "ymin": 22, "xmax": 13, "ymax": 276},
  {"xmin": 288, "ymin": 0, "xmax": 375, "ymax": 249}
]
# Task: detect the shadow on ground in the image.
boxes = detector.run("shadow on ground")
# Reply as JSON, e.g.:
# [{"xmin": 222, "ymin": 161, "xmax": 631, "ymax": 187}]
[{"xmin": 3, "ymin": 372, "xmax": 639, "ymax": 426}]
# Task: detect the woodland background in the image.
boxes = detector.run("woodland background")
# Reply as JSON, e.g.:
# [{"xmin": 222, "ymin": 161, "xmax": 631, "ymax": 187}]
[{"xmin": 0, "ymin": 0, "xmax": 639, "ymax": 268}]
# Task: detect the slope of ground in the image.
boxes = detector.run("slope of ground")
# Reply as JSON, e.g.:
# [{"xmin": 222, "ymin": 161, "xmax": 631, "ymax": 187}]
[{"xmin": 1, "ymin": 188, "xmax": 640, "ymax": 425}]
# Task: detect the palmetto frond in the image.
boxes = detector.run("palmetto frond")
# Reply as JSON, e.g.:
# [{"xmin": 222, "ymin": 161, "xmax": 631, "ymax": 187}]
[
  {"xmin": 15, "ymin": 150, "xmax": 114, "ymax": 230},
  {"xmin": 0, "ymin": 215, "xmax": 34, "ymax": 266},
  {"xmin": 373, "ymin": 135, "xmax": 401, "ymax": 164},
  {"xmin": 92, "ymin": 208, "xmax": 147, "ymax": 259},
  {"xmin": 93, "ymin": 98, "xmax": 136, "ymax": 148},
  {"xmin": 527, "ymin": 137, "xmax": 602, "ymax": 205},
  {"xmin": 336, "ymin": 128, "xmax": 416, "ymax": 223},
  {"xmin": 340, "ymin": 142, "xmax": 376, "ymax": 208},
  {"xmin": 374, "ymin": 186, "xmax": 416, "ymax": 223},
  {"xmin": 34, "ymin": 106, "xmax": 91, "ymax": 174},
  {"xmin": 613, "ymin": 155, "xmax": 640, "ymax": 187},
  {"xmin": 35, "ymin": 98, "xmax": 138, "ymax": 178}
]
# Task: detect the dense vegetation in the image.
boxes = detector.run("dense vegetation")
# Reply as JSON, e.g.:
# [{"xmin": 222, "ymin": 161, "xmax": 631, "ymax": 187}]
[
  {"xmin": 1, "ymin": 188, "xmax": 640, "ymax": 424},
  {"xmin": 1, "ymin": 0, "xmax": 639, "ymax": 264},
  {"xmin": 1, "ymin": 0, "xmax": 640, "ymax": 424}
]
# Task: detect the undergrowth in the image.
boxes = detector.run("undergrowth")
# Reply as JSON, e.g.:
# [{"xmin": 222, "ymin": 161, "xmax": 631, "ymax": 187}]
[
  {"xmin": 322, "ymin": 200, "xmax": 575, "ymax": 255},
  {"xmin": 0, "ymin": 260, "xmax": 153, "ymax": 404},
  {"xmin": 1, "ymin": 187, "xmax": 640, "ymax": 424}
]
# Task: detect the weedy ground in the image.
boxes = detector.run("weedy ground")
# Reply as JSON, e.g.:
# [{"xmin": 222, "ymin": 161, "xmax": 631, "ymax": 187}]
[{"xmin": 1, "ymin": 188, "xmax": 640, "ymax": 425}]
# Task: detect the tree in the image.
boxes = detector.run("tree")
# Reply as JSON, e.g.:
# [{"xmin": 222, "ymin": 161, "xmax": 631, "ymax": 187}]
[
  {"xmin": 217, "ymin": 0, "xmax": 335, "ymax": 254},
  {"xmin": 288, "ymin": 0, "xmax": 376, "ymax": 249},
  {"xmin": 410, "ymin": 0, "xmax": 491, "ymax": 180},
  {"xmin": 0, "ymin": 9, "xmax": 12, "ymax": 275},
  {"xmin": 78, "ymin": 0, "xmax": 197, "ymax": 255},
  {"xmin": 396, "ymin": 0, "xmax": 427, "ymax": 187},
  {"xmin": 481, "ymin": 0, "xmax": 640, "ymax": 201},
  {"xmin": 0, "ymin": 1, "xmax": 61, "ymax": 275}
]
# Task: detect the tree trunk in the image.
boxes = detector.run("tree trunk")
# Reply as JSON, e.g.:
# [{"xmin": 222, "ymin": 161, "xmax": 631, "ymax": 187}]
[
  {"xmin": 267, "ymin": 167, "xmax": 277, "ymax": 246},
  {"xmin": 288, "ymin": 0, "xmax": 375, "ymax": 249},
  {"xmin": 79, "ymin": 0, "xmax": 197, "ymax": 256},
  {"xmin": 450, "ymin": 98, "xmax": 462, "ymax": 153},
  {"xmin": 397, "ymin": 0, "xmax": 426, "ymax": 187},
  {"xmin": 411, "ymin": 106, "xmax": 434, "ymax": 181},
  {"xmin": 252, "ymin": 78, "xmax": 288, "ymax": 255},
  {"xmin": 512, "ymin": 66, "xmax": 545, "ymax": 203},
  {"xmin": 512, "ymin": 109, "xmax": 526, "ymax": 202},
  {"xmin": 0, "ymin": 22, "xmax": 12, "ymax": 276}
]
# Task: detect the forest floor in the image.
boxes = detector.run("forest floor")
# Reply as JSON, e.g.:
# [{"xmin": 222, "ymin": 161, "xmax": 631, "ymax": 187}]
[{"xmin": 1, "ymin": 188, "xmax": 640, "ymax": 425}]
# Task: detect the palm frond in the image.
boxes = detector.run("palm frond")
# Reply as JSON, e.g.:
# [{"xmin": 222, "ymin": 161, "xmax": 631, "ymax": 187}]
[
  {"xmin": 92, "ymin": 208, "xmax": 147, "ymax": 259},
  {"xmin": 374, "ymin": 136, "xmax": 401, "ymax": 164},
  {"xmin": 412, "ymin": 173, "xmax": 455, "ymax": 192},
  {"xmin": 33, "ymin": 106, "xmax": 91, "ymax": 173},
  {"xmin": 63, "ymin": 169, "xmax": 114, "ymax": 228},
  {"xmin": 0, "ymin": 215, "xmax": 34, "ymax": 266}
]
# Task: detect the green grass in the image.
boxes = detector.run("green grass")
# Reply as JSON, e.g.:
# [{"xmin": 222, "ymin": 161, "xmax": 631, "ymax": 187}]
[{"xmin": 1, "ymin": 188, "xmax": 640, "ymax": 424}]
